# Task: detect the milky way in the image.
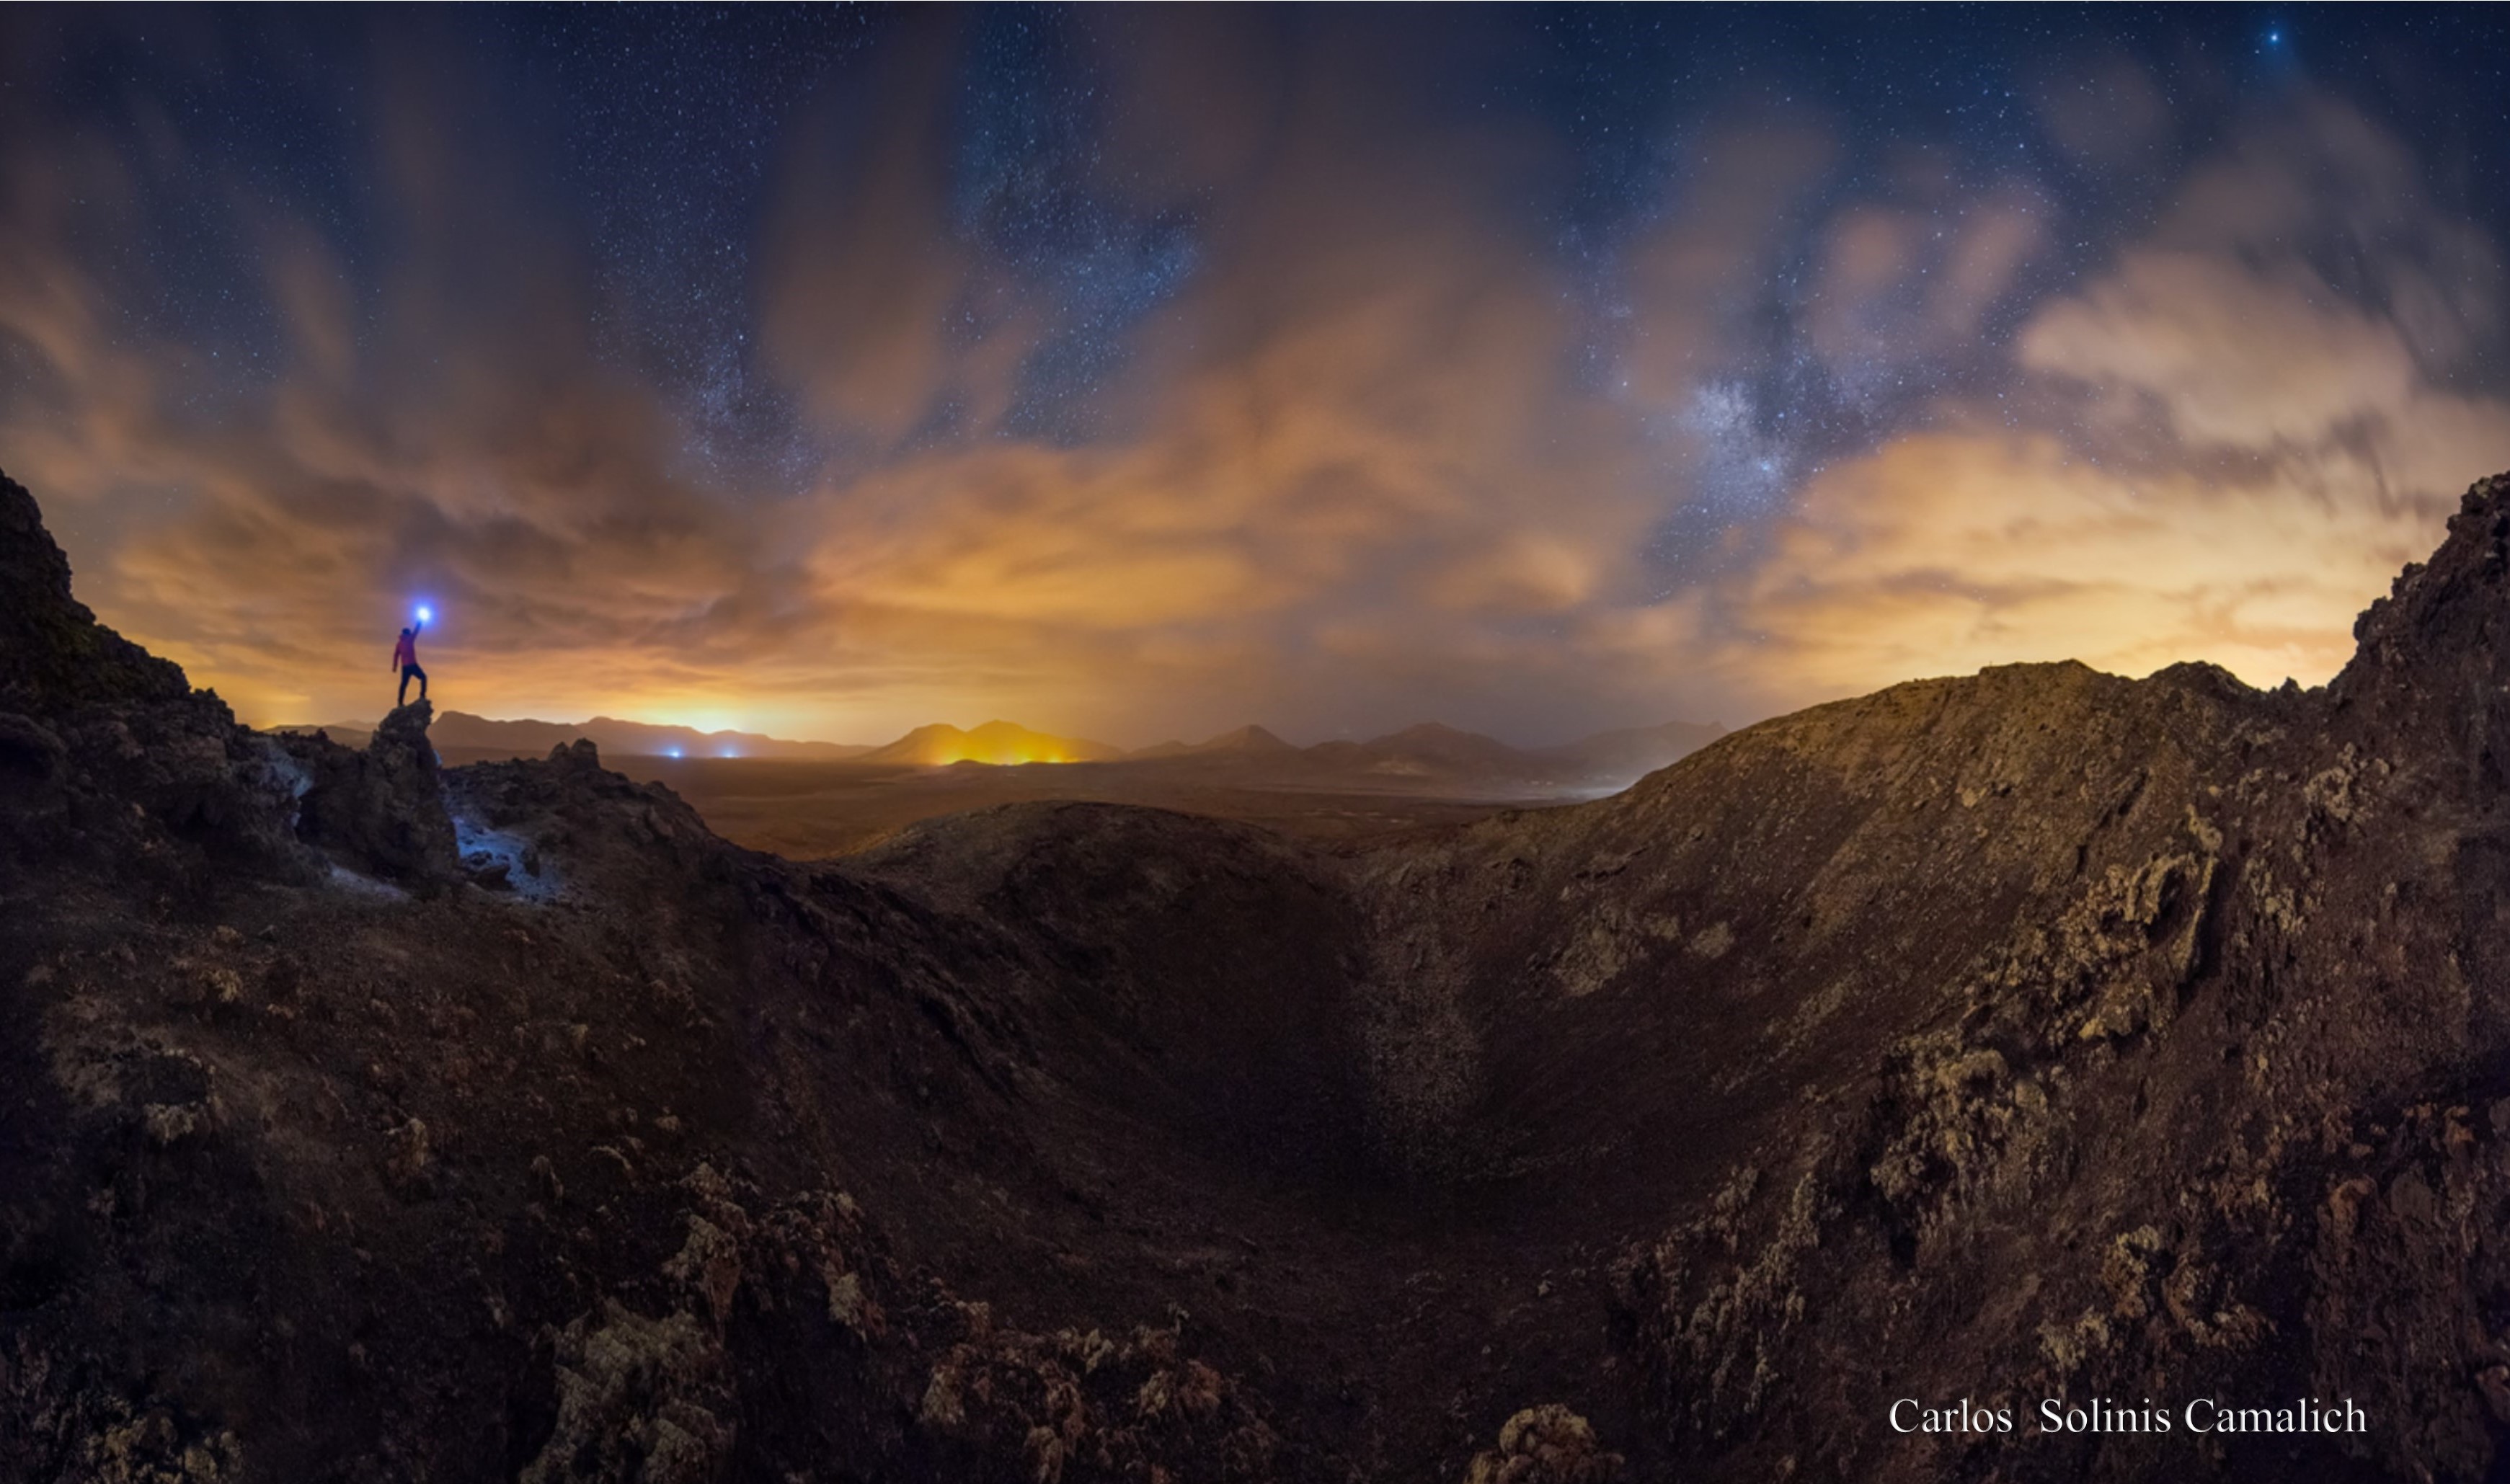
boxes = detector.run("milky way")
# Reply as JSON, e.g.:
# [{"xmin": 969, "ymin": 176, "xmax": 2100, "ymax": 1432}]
[{"xmin": 3, "ymin": 6, "xmax": 2507, "ymax": 744}]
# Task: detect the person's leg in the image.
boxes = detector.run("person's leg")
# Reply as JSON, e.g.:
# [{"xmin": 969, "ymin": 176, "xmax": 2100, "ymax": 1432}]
[
  {"xmin": 397, "ymin": 668, "xmax": 411, "ymax": 706},
  {"xmin": 413, "ymin": 664, "xmax": 427, "ymax": 701}
]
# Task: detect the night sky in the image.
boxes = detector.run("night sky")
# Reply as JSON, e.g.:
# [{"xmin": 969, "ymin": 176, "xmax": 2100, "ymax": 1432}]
[{"xmin": 4, "ymin": 5, "xmax": 2509, "ymax": 745}]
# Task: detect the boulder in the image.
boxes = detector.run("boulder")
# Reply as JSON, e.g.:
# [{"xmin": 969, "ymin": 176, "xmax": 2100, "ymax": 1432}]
[{"xmin": 1465, "ymin": 1405, "xmax": 1624, "ymax": 1483}]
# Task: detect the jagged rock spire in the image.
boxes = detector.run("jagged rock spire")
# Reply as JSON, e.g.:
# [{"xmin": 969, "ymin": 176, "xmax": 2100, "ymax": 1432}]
[{"xmin": 0, "ymin": 468, "xmax": 190, "ymax": 713}]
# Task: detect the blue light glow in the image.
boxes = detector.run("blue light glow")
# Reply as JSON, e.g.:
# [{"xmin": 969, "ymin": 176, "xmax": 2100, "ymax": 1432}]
[{"xmin": 414, "ymin": 603, "xmax": 433, "ymax": 624}]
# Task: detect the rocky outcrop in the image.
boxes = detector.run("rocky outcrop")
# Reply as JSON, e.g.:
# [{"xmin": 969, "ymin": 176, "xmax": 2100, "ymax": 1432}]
[
  {"xmin": 0, "ymin": 468, "xmax": 188, "ymax": 713},
  {"xmin": 913, "ymin": 1305, "xmax": 1281, "ymax": 1482},
  {"xmin": 276, "ymin": 703, "xmax": 461, "ymax": 889},
  {"xmin": 1464, "ymin": 1406, "xmax": 1625, "ymax": 1483},
  {"xmin": 0, "ymin": 467, "xmax": 310, "ymax": 892}
]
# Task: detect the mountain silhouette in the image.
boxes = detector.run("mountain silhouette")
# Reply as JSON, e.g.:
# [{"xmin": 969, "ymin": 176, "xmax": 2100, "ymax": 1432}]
[{"xmin": 854, "ymin": 719, "xmax": 1124, "ymax": 765}]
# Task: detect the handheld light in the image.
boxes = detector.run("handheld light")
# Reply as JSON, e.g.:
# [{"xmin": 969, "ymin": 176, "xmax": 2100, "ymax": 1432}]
[{"xmin": 415, "ymin": 603, "xmax": 434, "ymax": 625}]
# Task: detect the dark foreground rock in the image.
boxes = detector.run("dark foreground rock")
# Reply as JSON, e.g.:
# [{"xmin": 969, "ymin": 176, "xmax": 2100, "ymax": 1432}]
[
  {"xmin": 0, "ymin": 469, "xmax": 188, "ymax": 714},
  {"xmin": 277, "ymin": 702, "xmax": 462, "ymax": 889},
  {"xmin": 0, "ymin": 471, "xmax": 311, "ymax": 896},
  {"xmin": 9, "ymin": 463, "xmax": 2510, "ymax": 1481}
]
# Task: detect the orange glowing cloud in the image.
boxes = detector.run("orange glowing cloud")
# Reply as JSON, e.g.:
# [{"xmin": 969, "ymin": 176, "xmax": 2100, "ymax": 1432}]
[
  {"xmin": 3, "ymin": 12, "xmax": 2506, "ymax": 749},
  {"xmin": 1692, "ymin": 97, "xmax": 2510, "ymax": 710},
  {"xmin": 1715, "ymin": 432, "xmax": 2452, "ymax": 695}
]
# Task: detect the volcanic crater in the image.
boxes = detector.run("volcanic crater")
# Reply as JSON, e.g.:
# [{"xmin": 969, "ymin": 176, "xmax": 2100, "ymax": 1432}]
[{"xmin": 12, "ymin": 466, "xmax": 2510, "ymax": 1482}]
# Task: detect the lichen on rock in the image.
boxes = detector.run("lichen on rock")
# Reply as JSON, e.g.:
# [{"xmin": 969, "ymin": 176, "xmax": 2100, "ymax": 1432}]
[{"xmin": 1463, "ymin": 1405, "xmax": 1624, "ymax": 1483}]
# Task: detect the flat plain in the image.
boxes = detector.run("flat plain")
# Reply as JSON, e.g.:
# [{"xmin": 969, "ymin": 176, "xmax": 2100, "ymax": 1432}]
[{"xmin": 458, "ymin": 750, "xmax": 1589, "ymax": 857}]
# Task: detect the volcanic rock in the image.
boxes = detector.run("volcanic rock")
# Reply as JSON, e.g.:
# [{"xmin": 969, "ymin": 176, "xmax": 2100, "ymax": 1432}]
[
  {"xmin": 0, "ymin": 468, "xmax": 188, "ymax": 713},
  {"xmin": 1465, "ymin": 1405, "xmax": 1625, "ymax": 1483},
  {"xmin": 276, "ymin": 702, "xmax": 461, "ymax": 889},
  {"xmin": 0, "ymin": 468, "xmax": 309, "ymax": 892}
]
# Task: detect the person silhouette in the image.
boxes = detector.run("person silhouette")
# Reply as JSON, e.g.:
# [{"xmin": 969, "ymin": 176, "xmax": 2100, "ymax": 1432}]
[{"xmin": 393, "ymin": 618, "xmax": 427, "ymax": 707}]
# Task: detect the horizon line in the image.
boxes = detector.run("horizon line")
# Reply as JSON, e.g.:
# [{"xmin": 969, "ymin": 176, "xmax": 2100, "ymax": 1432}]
[{"xmin": 254, "ymin": 706, "xmax": 1729, "ymax": 757}]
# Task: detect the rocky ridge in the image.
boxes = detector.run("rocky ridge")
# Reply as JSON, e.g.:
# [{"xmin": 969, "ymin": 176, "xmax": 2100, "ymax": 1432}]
[{"xmin": 6, "ymin": 465, "xmax": 2510, "ymax": 1480}]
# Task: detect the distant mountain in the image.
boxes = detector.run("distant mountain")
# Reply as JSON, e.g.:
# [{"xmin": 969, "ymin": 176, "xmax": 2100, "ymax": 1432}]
[
  {"xmin": 1297, "ymin": 720, "xmax": 1719, "ymax": 784},
  {"xmin": 1354, "ymin": 721, "xmax": 1533, "ymax": 776},
  {"xmin": 1123, "ymin": 718, "xmax": 1721, "ymax": 788},
  {"xmin": 278, "ymin": 720, "xmax": 380, "ymax": 745},
  {"xmin": 272, "ymin": 708, "xmax": 1719, "ymax": 786},
  {"xmin": 271, "ymin": 711, "xmax": 871, "ymax": 761},
  {"xmin": 1126, "ymin": 724, "xmax": 1298, "ymax": 760},
  {"xmin": 856, "ymin": 720, "xmax": 1122, "ymax": 767}
]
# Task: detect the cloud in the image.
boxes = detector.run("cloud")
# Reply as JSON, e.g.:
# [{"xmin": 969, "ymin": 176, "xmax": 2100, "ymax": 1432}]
[
  {"xmin": 0, "ymin": 32, "xmax": 798, "ymax": 729},
  {"xmin": 1716, "ymin": 431, "xmax": 2454, "ymax": 696},
  {"xmin": 1809, "ymin": 189, "xmax": 2050, "ymax": 376},
  {"xmin": 2018, "ymin": 249, "xmax": 2424, "ymax": 448},
  {"xmin": 2022, "ymin": 97, "xmax": 2506, "ymax": 458},
  {"xmin": 1710, "ymin": 93, "xmax": 2510, "ymax": 708},
  {"xmin": 759, "ymin": 17, "xmax": 975, "ymax": 447},
  {"xmin": 1619, "ymin": 114, "xmax": 1838, "ymax": 405},
  {"xmin": 2, "ymin": 16, "xmax": 2506, "ymax": 750},
  {"xmin": 762, "ymin": 48, "xmax": 1664, "ymax": 737}
]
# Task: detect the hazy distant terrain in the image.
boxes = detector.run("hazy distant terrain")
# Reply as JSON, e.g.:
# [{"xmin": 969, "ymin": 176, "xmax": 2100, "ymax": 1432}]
[
  {"xmin": 275, "ymin": 710, "xmax": 873, "ymax": 761},
  {"xmin": 386, "ymin": 716, "xmax": 1727, "ymax": 855},
  {"xmin": 576, "ymin": 757, "xmax": 1543, "ymax": 858}
]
